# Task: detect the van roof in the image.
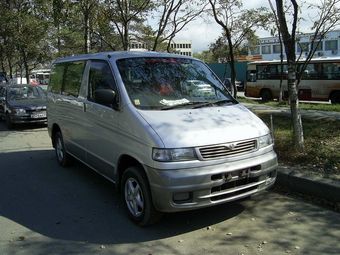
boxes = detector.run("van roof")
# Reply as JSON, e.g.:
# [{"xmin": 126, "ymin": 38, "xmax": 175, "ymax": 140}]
[{"xmin": 53, "ymin": 51, "xmax": 194, "ymax": 63}]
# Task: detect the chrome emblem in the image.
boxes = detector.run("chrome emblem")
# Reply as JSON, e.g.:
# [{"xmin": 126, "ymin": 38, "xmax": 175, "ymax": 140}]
[{"xmin": 226, "ymin": 143, "xmax": 237, "ymax": 150}]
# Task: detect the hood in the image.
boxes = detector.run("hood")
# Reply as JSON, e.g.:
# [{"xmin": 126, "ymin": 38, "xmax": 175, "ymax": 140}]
[
  {"xmin": 9, "ymin": 98, "xmax": 46, "ymax": 110},
  {"xmin": 137, "ymin": 103, "xmax": 269, "ymax": 148}
]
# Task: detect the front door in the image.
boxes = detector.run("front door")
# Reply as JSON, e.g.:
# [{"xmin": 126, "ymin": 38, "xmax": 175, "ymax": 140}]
[{"xmin": 83, "ymin": 60, "xmax": 120, "ymax": 182}]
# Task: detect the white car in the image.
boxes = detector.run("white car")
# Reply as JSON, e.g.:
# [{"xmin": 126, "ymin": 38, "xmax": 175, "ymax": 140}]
[
  {"xmin": 183, "ymin": 80, "xmax": 212, "ymax": 94},
  {"xmin": 224, "ymin": 78, "xmax": 244, "ymax": 91}
]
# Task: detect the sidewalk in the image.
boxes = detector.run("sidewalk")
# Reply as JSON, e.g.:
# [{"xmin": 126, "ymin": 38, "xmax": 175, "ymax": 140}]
[
  {"xmin": 242, "ymin": 102, "xmax": 340, "ymax": 203},
  {"xmin": 242, "ymin": 102, "xmax": 340, "ymax": 121}
]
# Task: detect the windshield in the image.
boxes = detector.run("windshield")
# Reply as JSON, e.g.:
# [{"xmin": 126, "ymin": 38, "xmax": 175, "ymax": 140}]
[
  {"xmin": 7, "ymin": 86, "xmax": 46, "ymax": 102},
  {"xmin": 117, "ymin": 57, "xmax": 236, "ymax": 110}
]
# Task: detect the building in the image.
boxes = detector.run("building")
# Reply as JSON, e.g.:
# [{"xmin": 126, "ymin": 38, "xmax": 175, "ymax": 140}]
[
  {"xmin": 249, "ymin": 30, "xmax": 340, "ymax": 61},
  {"xmin": 129, "ymin": 38, "xmax": 192, "ymax": 56},
  {"xmin": 169, "ymin": 40, "xmax": 192, "ymax": 56}
]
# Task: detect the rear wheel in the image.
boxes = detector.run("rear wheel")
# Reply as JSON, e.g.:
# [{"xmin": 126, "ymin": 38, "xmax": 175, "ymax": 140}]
[
  {"xmin": 6, "ymin": 112, "xmax": 14, "ymax": 129},
  {"xmin": 260, "ymin": 89, "xmax": 273, "ymax": 101},
  {"xmin": 330, "ymin": 91, "xmax": 340, "ymax": 104},
  {"xmin": 54, "ymin": 131, "xmax": 74, "ymax": 167},
  {"xmin": 122, "ymin": 166, "xmax": 163, "ymax": 226}
]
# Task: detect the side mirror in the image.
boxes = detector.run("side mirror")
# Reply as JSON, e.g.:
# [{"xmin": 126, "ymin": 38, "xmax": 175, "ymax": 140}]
[{"xmin": 94, "ymin": 89, "xmax": 116, "ymax": 106}]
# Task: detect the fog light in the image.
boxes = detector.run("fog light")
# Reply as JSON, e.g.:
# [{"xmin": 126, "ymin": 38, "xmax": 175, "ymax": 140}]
[{"xmin": 173, "ymin": 192, "xmax": 190, "ymax": 202}]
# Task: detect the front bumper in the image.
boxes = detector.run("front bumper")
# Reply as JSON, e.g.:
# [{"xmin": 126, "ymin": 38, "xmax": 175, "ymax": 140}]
[
  {"xmin": 146, "ymin": 150, "xmax": 278, "ymax": 212},
  {"xmin": 10, "ymin": 113, "xmax": 47, "ymax": 124}
]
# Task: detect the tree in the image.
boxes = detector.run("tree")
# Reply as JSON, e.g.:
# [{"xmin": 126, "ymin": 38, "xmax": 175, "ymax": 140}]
[
  {"xmin": 275, "ymin": 0, "xmax": 304, "ymax": 151},
  {"xmin": 208, "ymin": 0, "xmax": 272, "ymax": 98},
  {"xmin": 268, "ymin": 0, "xmax": 285, "ymax": 103},
  {"xmin": 0, "ymin": 0, "xmax": 51, "ymax": 82},
  {"xmin": 209, "ymin": 36, "xmax": 248, "ymax": 63},
  {"xmin": 102, "ymin": 0, "xmax": 153, "ymax": 51},
  {"xmin": 273, "ymin": 0, "xmax": 340, "ymax": 151},
  {"xmin": 193, "ymin": 50, "xmax": 214, "ymax": 63},
  {"xmin": 149, "ymin": 0, "xmax": 208, "ymax": 52}
]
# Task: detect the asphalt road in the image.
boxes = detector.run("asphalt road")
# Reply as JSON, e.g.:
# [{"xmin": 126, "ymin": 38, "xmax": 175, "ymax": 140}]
[{"xmin": 0, "ymin": 122, "xmax": 339, "ymax": 255}]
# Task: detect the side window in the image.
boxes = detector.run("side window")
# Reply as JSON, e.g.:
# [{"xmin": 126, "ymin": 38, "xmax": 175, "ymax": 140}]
[
  {"xmin": 49, "ymin": 61, "xmax": 86, "ymax": 97},
  {"xmin": 49, "ymin": 64, "xmax": 64, "ymax": 93},
  {"xmin": 246, "ymin": 70, "xmax": 257, "ymax": 82},
  {"xmin": 63, "ymin": 61, "xmax": 86, "ymax": 97},
  {"xmin": 257, "ymin": 65, "xmax": 278, "ymax": 79},
  {"xmin": 88, "ymin": 60, "xmax": 118, "ymax": 100}
]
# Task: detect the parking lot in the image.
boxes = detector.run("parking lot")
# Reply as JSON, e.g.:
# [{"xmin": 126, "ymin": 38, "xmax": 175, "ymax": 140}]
[{"xmin": 0, "ymin": 122, "xmax": 339, "ymax": 255}]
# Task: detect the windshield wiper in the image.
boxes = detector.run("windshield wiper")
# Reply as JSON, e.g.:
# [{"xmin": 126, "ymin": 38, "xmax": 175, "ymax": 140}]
[
  {"xmin": 214, "ymin": 99, "xmax": 236, "ymax": 105},
  {"xmin": 192, "ymin": 99, "xmax": 236, "ymax": 109},
  {"xmin": 160, "ymin": 101, "xmax": 210, "ymax": 110},
  {"xmin": 160, "ymin": 99, "xmax": 236, "ymax": 110}
]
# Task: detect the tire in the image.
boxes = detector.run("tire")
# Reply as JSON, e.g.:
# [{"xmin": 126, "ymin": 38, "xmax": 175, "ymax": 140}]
[
  {"xmin": 122, "ymin": 166, "xmax": 163, "ymax": 226},
  {"xmin": 330, "ymin": 91, "xmax": 340, "ymax": 104},
  {"xmin": 54, "ymin": 131, "xmax": 74, "ymax": 167},
  {"xmin": 260, "ymin": 89, "xmax": 273, "ymax": 101},
  {"xmin": 6, "ymin": 112, "xmax": 14, "ymax": 129}
]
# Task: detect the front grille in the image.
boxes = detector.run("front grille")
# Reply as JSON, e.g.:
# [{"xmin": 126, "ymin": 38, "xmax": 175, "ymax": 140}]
[
  {"xmin": 210, "ymin": 177, "xmax": 259, "ymax": 201},
  {"xmin": 199, "ymin": 139, "xmax": 256, "ymax": 160}
]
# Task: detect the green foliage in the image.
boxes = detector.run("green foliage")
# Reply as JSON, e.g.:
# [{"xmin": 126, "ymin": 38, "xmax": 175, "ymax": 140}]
[
  {"xmin": 0, "ymin": 0, "xmax": 53, "ymax": 79},
  {"xmin": 258, "ymin": 113, "xmax": 340, "ymax": 177}
]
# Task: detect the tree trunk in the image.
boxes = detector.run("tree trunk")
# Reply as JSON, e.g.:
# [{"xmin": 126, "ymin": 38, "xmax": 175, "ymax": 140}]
[
  {"xmin": 276, "ymin": 0, "xmax": 304, "ymax": 151},
  {"xmin": 225, "ymin": 29, "xmax": 237, "ymax": 98},
  {"xmin": 287, "ymin": 61, "xmax": 304, "ymax": 150}
]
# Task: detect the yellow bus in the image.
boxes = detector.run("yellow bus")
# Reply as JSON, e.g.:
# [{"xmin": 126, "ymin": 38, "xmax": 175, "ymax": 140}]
[{"xmin": 244, "ymin": 57, "xmax": 340, "ymax": 104}]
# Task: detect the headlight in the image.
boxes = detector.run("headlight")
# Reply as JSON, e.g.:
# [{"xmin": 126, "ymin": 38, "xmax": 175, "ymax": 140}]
[
  {"xmin": 152, "ymin": 148, "xmax": 197, "ymax": 162},
  {"xmin": 12, "ymin": 108, "xmax": 26, "ymax": 114},
  {"xmin": 258, "ymin": 134, "xmax": 273, "ymax": 149}
]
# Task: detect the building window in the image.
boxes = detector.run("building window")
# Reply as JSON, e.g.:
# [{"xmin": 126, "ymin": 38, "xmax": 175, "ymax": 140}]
[
  {"xmin": 311, "ymin": 41, "xmax": 323, "ymax": 51},
  {"xmin": 273, "ymin": 44, "xmax": 283, "ymax": 53},
  {"xmin": 261, "ymin": 45, "xmax": 271, "ymax": 54},
  {"xmin": 297, "ymin": 42, "xmax": 309, "ymax": 53},
  {"xmin": 325, "ymin": 40, "xmax": 338, "ymax": 50},
  {"xmin": 251, "ymin": 46, "xmax": 260, "ymax": 55}
]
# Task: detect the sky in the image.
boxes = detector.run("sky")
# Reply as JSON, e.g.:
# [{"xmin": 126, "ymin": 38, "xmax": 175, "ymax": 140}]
[{"xmin": 174, "ymin": 0, "xmax": 325, "ymax": 53}]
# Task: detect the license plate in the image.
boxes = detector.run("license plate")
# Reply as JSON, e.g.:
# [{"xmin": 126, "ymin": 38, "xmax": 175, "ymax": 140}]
[
  {"xmin": 31, "ymin": 111, "xmax": 46, "ymax": 118},
  {"xmin": 225, "ymin": 169, "xmax": 250, "ymax": 182}
]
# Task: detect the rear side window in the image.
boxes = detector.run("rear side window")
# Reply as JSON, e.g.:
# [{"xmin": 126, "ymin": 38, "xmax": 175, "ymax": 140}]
[{"xmin": 49, "ymin": 61, "xmax": 86, "ymax": 97}]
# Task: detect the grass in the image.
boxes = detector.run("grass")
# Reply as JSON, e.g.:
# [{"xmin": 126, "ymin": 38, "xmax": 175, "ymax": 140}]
[
  {"xmin": 238, "ymin": 96, "xmax": 340, "ymax": 180},
  {"xmin": 254, "ymin": 111, "xmax": 340, "ymax": 181}
]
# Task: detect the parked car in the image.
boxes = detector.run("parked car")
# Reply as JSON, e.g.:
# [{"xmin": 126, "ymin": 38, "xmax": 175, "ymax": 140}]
[
  {"xmin": 0, "ymin": 84, "xmax": 47, "ymax": 129},
  {"xmin": 224, "ymin": 78, "xmax": 244, "ymax": 91},
  {"xmin": 182, "ymin": 80, "xmax": 212, "ymax": 95},
  {"xmin": 47, "ymin": 52, "xmax": 277, "ymax": 226},
  {"xmin": 30, "ymin": 79, "xmax": 39, "ymax": 85}
]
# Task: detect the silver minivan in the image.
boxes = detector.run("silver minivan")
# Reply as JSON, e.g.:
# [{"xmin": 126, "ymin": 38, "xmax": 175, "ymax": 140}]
[{"xmin": 47, "ymin": 51, "xmax": 278, "ymax": 226}]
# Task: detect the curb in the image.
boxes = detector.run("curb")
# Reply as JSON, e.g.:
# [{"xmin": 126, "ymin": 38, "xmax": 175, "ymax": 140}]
[{"xmin": 276, "ymin": 168, "xmax": 340, "ymax": 202}]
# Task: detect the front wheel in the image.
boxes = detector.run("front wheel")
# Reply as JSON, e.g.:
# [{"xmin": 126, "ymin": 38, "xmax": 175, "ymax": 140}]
[
  {"xmin": 122, "ymin": 166, "xmax": 163, "ymax": 226},
  {"xmin": 54, "ymin": 131, "xmax": 74, "ymax": 167},
  {"xmin": 330, "ymin": 91, "xmax": 340, "ymax": 104},
  {"xmin": 260, "ymin": 89, "xmax": 273, "ymax": 101},
  {"xmin": 6, "ymin": 112, "xmax": 14, "ymax": 129}
]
